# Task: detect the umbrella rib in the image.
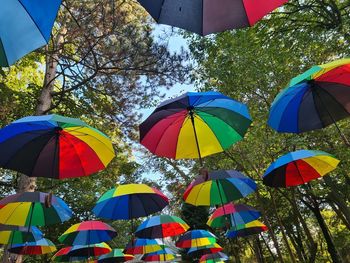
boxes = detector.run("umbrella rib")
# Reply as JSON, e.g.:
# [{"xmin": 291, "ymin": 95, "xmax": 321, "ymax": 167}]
[{"xmin": 1, "ymin": 202, "xmax": 25, "ymax": 226}]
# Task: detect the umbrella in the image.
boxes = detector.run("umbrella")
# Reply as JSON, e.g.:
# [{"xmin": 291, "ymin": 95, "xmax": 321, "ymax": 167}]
[
  {"xmin": 207, "ymin": 203, "xmax": 261, "ymax": 229},
  {"xmin": 263, "ymin": 150, "xmax": 340, "ymax": 187},
  {"xmin": 0, "ymin": 225, "xmax": 43, "ymax": 245},
  {"xmin": 93, "ymin": 184, "xmax": 169, "ymax": 220},
  {"xmin": 142, "ymin": 253, "xmax": 176, "ymax": 262},
  {"xmin": 136, "ymin": 0, "xmax": 287, "ymax": 36},
  {"xmin": 8, "ymin": 238, "xmax": 56, "ymax": 255},
  {"xmin": 183, "ymin": 170, "xmax": 256, "ymax": 206},
  {"xmin": 124, "ymin": 238, "xmax": 166, "ymax": 255},
  {"xmin": 226, "ymin": 220, "xmax": 268, "ymax": 238},
  {"xmin": 200, "ymin": 252, "xmax": 229, "ymax": 262},
  {"xmin": 187, "ymin": 243, "xmax": 223, "ymax": 257},
  {"xmin": 140, "ymin": 91, "xmax": 252, "ymax": 166},
  {"xmin": 58, "ymin": 221, "xmax": 117, "ymax": 246},
  {"xmin": 268, "ymin": 58, "xmax": 350, "ymax": 145},
  {"xmin": 0, "ymin": 114, "xmax": 115, "ymax": 179},
  {"xmin": 176, "ymin": 230, "xmax": 217, "ymax": 248},
  {"xmin": 0, "ymin": 0, "xmax": 62, "ymax": 66},
  {"xmin": 0, "ymin": 192, "xmax": 72, "ymax": 226},
  {"xmin": 135, "ymin": 215, "xmax": 189, "ymax": 239},
  {"xmin": 52, "ymin": 243, "xmax": 112, "ymax": 261},
  {"xmin": 97, "ymin": 248, "xmax": 134, "ymax": 263}
]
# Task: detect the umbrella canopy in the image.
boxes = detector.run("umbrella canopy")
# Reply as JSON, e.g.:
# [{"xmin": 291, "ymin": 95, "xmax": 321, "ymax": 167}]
[
  {"xmin": 176, "ymin": 230, "xmax": 216, "ymax": 248},
  {"xmin": 8, "ymin": 238, "xmax": 56, "ymax": 255},
  {"xmin": 200, "ymin": 252, "xmax": 229, "ymax": 262},
  {"xmin": 226, "ymin": 220, "xmax": 268, "ymax": 238},
  {"xmin": 0, "ymin": 114, "xmax": 115, "ymax": 179},
  {"xmin": 0, "ymin": 225, "xmax": 43, "ymax": 245},
  {"xmin": 142, "ymin": 253, "xmax": 176, "ymax": 262},
  {"xmin": 97, "ymin": 248, "xmax": 134, "ymax": 263},
  {"xmin": 0, "ymin": 192, "xmax": 72, "ymax": 226},
  {"xmin": 263, "ymin": 150, "xmax": 340, "ymax": 187},
  {"xmin": 268, "ymin": 59, "xmax": 350, "ymax": 134},
  {"xmin": 207, "ymin": 203, "xmax": 261, "ymax": 229},
  {"xmin": 93, "ymin": 184, "xmax": 169, "ymax": 220},
  {"xmin": 135, "ymin": 215, "xmax": 189, "ymax": 239},
  {"xmin": 0, "ymin": 0, "xmax": 62, "ymax": 66},
  {"xmin": 52, "ymin": 243, "xmax": 112, "ymax": 261},
  {"xmin": 136, "ymin": 0, "xmax": 287, "ymax": 36},
  {"xmin": 140, "ymin": 91, "xmax": 252, "ymax": 166},
  {"xmin": 187, "ymin": 243, "xmax": 223, "ymax": 257},
  {"xmin": 124, "ymin": 238, "xmax": 166, "ymax": 255},
  {"xmin": 59, "ymin": 221, "xmax": 117, "ymax": 246},
  {"xmin": 183, "ymin": 170, "xmax": 256, "ymax": 206}
]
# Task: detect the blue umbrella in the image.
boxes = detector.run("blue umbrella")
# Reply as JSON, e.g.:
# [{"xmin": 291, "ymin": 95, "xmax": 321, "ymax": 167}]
[{"xmin": 0, "ymin": 0, "xmax": 62, "ymax": 66}]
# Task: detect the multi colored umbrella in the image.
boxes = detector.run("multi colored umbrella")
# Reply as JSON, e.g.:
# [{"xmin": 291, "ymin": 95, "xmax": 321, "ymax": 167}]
[
  {"xmin": 8, "ymin": 238, "xmax": 56, "ymax": 255},
  {"xmin": 0, "ymin": 192, "xmax": 72, "ymax": 226},
  {"xmin": 0, "ymin": 114, "xmax": 115, "ymax": 179},
  {"xmin": 183, "ymin": 170, "xmax": 257, "ymax": 206},
  {"xmin": 58, "ymin": 221, "xmax": 117, "ymax": 246},
  {"xmin": 140, "ymin": 91, "xmax": 252, "ymax": 166},
  {"xmin": 176, "ymin": 230, "xmax": 217, "ymax": 248},
  {"xmin": 136, "ymin": 0, "xmax": 287, "ymax": 36},
  {"xmin": 124, "ymin": 238, "xmax": 166, "ymax": 255},
  {"xmin": 52, "ymin": 243, "xmax": 112, "ymax": 261},
  {"xmin": 135, "ymin": 215, "xmax": 189, "ymax": 239},
  {"xmin": 0, "ymin": 225, "xmax": 43, "ymax": 245},
  {"xmin": 263, "ymin": 150, "xmax": 340, "ymax": 187},
  {"xmin": 97, "ymin": 249, "xmax": 134, "ymax": 263},
  {"xmin": 187, "ymin": 243, "xmax": 223, "ymax": 257},
  {"xmin": 268, "ymin": 59, "xmax": 350, "ymax": 145},
  {"xmin": 200, "ymin": 252, "xmax": 229, "ymax": 262},
  {"xmin": 93, "ymin": 184, "xmax": 169, "ymax": 220},
  {"xmin": 0, "ymin": 0, "xmax": 62, "ymax": 66},
  {"xmin": 142, "ymin": 253, "xmax": 176, "ymax": 262},
  {"xmin": 207, "ymin": 203, "xmax": 261, "ymax": 229},
  {"xmin": 226, "ymin": 220, "xmax": 268, "ymax": 238}
]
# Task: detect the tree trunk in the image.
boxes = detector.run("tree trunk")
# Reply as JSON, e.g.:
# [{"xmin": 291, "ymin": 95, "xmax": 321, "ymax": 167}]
[{"xmin": 253, "ymin": 236, "xmax": 265, "ymax": 263}]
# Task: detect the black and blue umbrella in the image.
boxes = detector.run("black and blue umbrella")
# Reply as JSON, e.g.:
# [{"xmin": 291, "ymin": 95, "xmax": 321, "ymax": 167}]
[{"xmin": 0, "ymin": 0, "xmax": 62, "ymax": 66}]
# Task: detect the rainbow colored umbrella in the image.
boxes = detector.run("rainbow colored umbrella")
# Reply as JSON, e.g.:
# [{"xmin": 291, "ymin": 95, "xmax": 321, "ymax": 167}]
[
  {"xmin": 200, "ymin": 252, "xmax": 229, "ymax": 262},
  {"xmin": 176, "ymin": 230, "xmax": 217, "ymax": 248},
  {"xmin": 93, "ymin": 184, "xmax": 169, "ymax": 220},
  {"xmin": 0, "ymin": 192, "xmax": 72, "ymax": 226},
  {"xmin": 97, "ymin": 249, "xmax": 134, "ymax": 263},
  {"xmin": 124, "ymin": 238, "xmax": 166, "ymax": 255},
  {"xmin": 183, "ymin": 170, "xmax": 256, "ymax": 206},
  {"xmin": 140, "ymin": 91, "xmax": 252, "ymax": 166},
  {"xmin": 263, "ymin": 150, "xmax": 340, "ymax": 188},
  {"xmin": 0, "ymin": 225, "xmax": 43, "ymax": 245},
  {"xmin": 136, "ymin": 0, "xmax": 286, "ymax": 36},
  {"xmin": 0, "ymin": 0, "xmax": 62, "ymax": 66},
  {"xmin": 58, "ymin": 221, "xmax": 117, "ymax": 246},
  {"xmin": 187, "ymin": 243, "xmax": 223, "ymax": 257},
  {"xmin": 135, "ymin": 215, "xmax": 189, "ymax": 239},
  {"xmin": 52, "ymin": 243, "xmax": 112, "ymax": 261},
  {"xmin": 142, "ymin": 253, "xmax": 176, "ymax": 262},
  {"xmin": 8, "ymin": 238, "xmax": 56, "ymax": 255},
  {"xmin": 207, "ymin": 203, "xmax": 261, "ymax": 229},
  {"xmin": 0, "ymin": 114, "xmax": 115, "ymax": 179},
  {"xmin": 226, "ymin": 220, "xmax": 268, "ymax": 238},
  {"xmin": 268, "ymin": 59, "xmax": 350, "ymax": 145}
]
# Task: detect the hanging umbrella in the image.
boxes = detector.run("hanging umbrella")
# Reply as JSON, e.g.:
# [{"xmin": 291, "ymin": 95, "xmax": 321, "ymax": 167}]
[
  {"xmin": 176, "ymin": 230, "xmax": 216, "ymax": 248},
  {"xmin": 135, "ymin": 215, "xmax": 189, "ymax": 239},
  {"xmin": 136, "ymin": 0, "xmax": 287, "ymax": 36},
  {"xmin": 0, "ymin": 114, "xmax": 115, "ymax": 179},
  {"xmin": 0, "ymin": 0, "xmax": 62, "ymax": 66},
  {"xmin": 124, "ymin": 238, "xmax": 166, "ymax": 255},
  {"xmin": 0, "ymin": 225, "xmax": 43, "ymax": 245},
  {"xmin": 8, "ymin": 238, "xmax": 56, "ymax": 255},
  {"xmin": 97, "ymin": 248, "xmax": 134, "ymax": 263},
  {"xmin": 58, "ymin": 221, "xmax": 117, "ymax": 246},
  {"xmin": 183, "ymin": 170, "xmax": 256, "ymax": 206},
  {"xmin": 226, "ymin": 220, "xmax": 268, "ymax": 238},
  {"xmin": 207, "ymin": 203, "xmax": 261, "ymax": 229},
  {"xmin": 0, "ymin": 192, "xmax": 72, "ymax": 226},
  {"xmin": 142, "ymin": 253, "xmax": 176, "ymax": 262},
  {"xmin": 187, "ymin": 243, "xmax": 223, "ymax": 257},
  {"xmin": 52, "ymin": 243, "xmax": 112, "ymax": 261},
  {"xmin": 200, "ymin": 252, "xmax": 229, "ymax": 262},
  {"xmin": 140, "ymin": 91, "xmax": 252, "ymax": 166},
  {"xmin": 268, "ymin": 58, "xmax": 350, "ymax": 145},
  {"xmin": 263, "ymin": 150, "xmax": 340, "ymax": 187},
  {"xmin": 93, "ymin": 184, "xmax": 169, "ymax": 220}
]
